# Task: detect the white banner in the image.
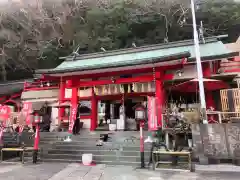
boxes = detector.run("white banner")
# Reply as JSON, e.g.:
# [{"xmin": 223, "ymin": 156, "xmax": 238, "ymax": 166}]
[{"xmin": 147, "ymin": 96, "xmax": 158, "ymax": 131}]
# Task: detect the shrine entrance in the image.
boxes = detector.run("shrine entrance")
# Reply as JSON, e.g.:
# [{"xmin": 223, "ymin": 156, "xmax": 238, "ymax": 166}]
[{"xmin": 96, "ymin": 95, "xmax": 148, "ymax": 131}]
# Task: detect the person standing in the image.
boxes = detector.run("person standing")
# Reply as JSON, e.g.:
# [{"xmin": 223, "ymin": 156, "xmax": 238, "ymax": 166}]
[{"xmin": 73, "ymin": 104, "xmax": 81, "ymax": 135}]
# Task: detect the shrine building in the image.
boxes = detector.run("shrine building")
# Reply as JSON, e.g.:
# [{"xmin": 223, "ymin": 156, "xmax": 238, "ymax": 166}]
[{"xmin": 20, "ymin": 36, "xmax": 239, "ymax": 132}]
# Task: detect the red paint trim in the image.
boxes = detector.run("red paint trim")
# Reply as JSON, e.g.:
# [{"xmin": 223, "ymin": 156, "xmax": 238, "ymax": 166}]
[
  {"xmin": 163, "ymin": 74, "xmax": 174, "ymax": 81},
  {"xmin": 222, "ymin": 68, "xmax": 240, "ymax": 73},
  {"xmin": 10, "ymin": 93, "xmax": 21, "ymax": 99},
  {"xmin": 80, "ymin": 115, "xmax": 91, "ymax": 119},
  {"xmin": 79, "ymin": 96, "xmax": 92, "ymax": 100}
]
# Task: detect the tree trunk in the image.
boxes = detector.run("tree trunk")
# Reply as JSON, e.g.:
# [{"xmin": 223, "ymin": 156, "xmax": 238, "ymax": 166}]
[{"xmin": 1, "ymin": 56, "xmax": 7, "ymax": 81}]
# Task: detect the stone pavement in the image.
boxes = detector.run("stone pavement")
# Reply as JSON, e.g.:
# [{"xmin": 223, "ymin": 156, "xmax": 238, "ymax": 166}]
[{"xmin": 0, "ymin": 162, "xmax": 239, "ymax": 180}]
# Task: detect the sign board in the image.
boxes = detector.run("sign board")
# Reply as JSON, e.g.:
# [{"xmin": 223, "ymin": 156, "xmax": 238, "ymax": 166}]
[
  {"xmin": 0, "ymin": 105, "xmax": 11, "ymax": 144},
  {"xmin": 80, "ymin": 101, "xmax": 91, "ymax": 108},
  {"xmin": 226, "ymin": 124, "xmax": 240, "ymax": 158},
  {"xmin": 147, "ymin": 96, "xmax": 158, "ymax": 131},
  {"xmin": 22, "ymin": 102, "xmax": 32, "ymax": 125},
  {"xmin": 65, "ymin": 88, "xmax": 72, "ymax": 99},
  {"xmin": 0, "ymin": 105, "xmax": 11, "ymax": 120},
  {"xmin": 68, "ymin": 103, "xmax": 77, "ymax": 133},
  {"xmin": 202, "ymin": 124, "xmax": 228, "ymax": 158}
]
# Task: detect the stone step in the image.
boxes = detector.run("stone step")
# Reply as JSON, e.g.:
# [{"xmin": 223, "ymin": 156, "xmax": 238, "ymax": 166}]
[
  {"xmin": 43, "ymin": 140, "xmax": 151, "ymax": 146},
  {"xmin": 46, "ymin": 149, "xmax": 151, "ymax": 156},
  {"xmin": 42, "ymin": 153, "xmax": 150, "ymax": 162},
  {"xmin": 37, "ymin": 158, "xmax": 143, "ymax": 166},
  {"xmin": 51, "ymin": 144, "xmax": 152, "ymax": 151},
  {"xmin": 43, "ymin": 151, "xmax": 188, "ymax": 161},
  {"xmin": 40, "ymin": 132, "xmax": 146, "ymax": 138},
  {"xmin": 40, "ymin": 154, "xmax": 188, "ymax": 164},
  {"xmin": 39, "ymin": 136, "xmax": 149, "ymax": 143},
  {"xmin": 39, "ymin": 131, "xmax": 149, "ymax": 141}
]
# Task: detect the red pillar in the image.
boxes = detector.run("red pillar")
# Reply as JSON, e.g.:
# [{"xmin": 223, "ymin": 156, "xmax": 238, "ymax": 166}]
[
  {"xmin": 206, "ymin": 91, "xmax": 216, "ymax": 110},
  {"xmin": 206, "ymin": 91, "xmax": 217, "ymax": 123},
  {"xmin": 155, "ymin": 70, "xmax": 164, "ymax": 127},
  {"xmin": 68, "ymin": 80, "xmax": 78, "ymax": 134},
  {"xmin": 203, "ymin": 62, "xmax": 211, "ymax": 77},
  {"xmin": 90, "ymin": 88, "xmax": 97, "ymax": 131},
  {"xmin": 58, "ymin": 79, "xmax": 65, "ymax": 123}
]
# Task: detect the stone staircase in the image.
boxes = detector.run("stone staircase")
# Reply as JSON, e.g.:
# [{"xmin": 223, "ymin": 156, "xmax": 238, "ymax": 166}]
[
  {"xmin": 2, "ymin": 131, "xmax": 190, "ymax": 166},
  {"xmin": 37, "ymin": 131, "xmax": 153, "ymax": 166}
]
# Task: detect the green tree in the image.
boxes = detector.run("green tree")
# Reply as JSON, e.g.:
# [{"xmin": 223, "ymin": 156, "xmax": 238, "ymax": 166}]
[{"xmin": 0, "ymin": 0, "xmax": 239, "ymax": 81}]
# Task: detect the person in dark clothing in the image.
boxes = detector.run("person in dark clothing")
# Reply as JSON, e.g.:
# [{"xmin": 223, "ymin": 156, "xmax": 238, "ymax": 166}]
[
  {"xmin": 73, "ymin": 104, "xmax": 81, "ymax": 135},
  {"xmin": 73, "ymin": 118, "xmax": 80, "ymax": 135}
]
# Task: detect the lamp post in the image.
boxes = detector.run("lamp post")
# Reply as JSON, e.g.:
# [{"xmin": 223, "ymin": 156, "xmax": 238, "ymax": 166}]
[
  {"xmin": 190, "ymin": 0, "xmax": 208, "ymax": 124},
  {"xmin": 135, "ymin": 105, "xmax": 146, "ymax": 168},
  {"xmin": 33, "ymin": 113, "xmax": 42, "ymax": 164}
]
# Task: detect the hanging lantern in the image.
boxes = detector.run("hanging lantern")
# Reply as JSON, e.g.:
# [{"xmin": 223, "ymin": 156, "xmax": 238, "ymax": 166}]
[
  {"xmin": 120, "ymin": 84, "xmax": 124, "ymax": 93},
  {"xmin": 135, "ymin": 105, "xmax": 146, "ymax": 121},
  {"xmin": 108, "ymin": 85, "xmax": 111, "ymax": 94},
  {"xmin": 128, "ymin": 84, "xmax": 131, "ymax": 93},
  {"xmin": 94, "ymin": 86, "xmax": 98, "ymax": 95},
  {"xmin": 148, "ymin": 82, "xmax": 151, "ymax": 92},
  {"xmin": 132, "ymin": 83, "xmax": 136, "ymax": 92},
  {"xmin": 141, "ymin": 83, "xmax": 144, "ymax": 92},
  {"xmin": 114, "ymin": 85, "xmax": 118, "ymax": 94},
  {"xmin": 33, "ymin": 113, "xmax": 42, "ymax": 124}
]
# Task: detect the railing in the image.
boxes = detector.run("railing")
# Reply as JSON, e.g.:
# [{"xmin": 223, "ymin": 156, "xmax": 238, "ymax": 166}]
[
  {"xmin": 24, "ymin": 80, "xmax": 59, "ymax": 91},
  {"xmin": 217, "ymin": 56, "xmax": 240, "ymax": 74}
]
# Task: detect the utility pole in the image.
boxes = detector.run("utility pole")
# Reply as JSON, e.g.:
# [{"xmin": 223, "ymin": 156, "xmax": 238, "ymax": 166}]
[{"xmin": 190, "ymin": 0, "xmax": 208, "ymax": 124}]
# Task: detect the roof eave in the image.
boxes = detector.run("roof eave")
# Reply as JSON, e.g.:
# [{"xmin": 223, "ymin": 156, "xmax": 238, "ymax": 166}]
[
  {"xmin": 35, "ymin": 51, "xmax": 190, "ymax": 75},
  {"xmin": 60, "ymin": 35, "xmax": 227, "ymax": 61},
  {"xmin": 188, "ymin": 51, "xmax": 239, "ymax": 62}
]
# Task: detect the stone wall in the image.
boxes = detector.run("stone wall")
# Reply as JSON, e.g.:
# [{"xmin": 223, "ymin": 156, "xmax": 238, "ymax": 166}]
[{"xmin": 192, "ymin": 123, "xmax": 240, "ymax": 159}]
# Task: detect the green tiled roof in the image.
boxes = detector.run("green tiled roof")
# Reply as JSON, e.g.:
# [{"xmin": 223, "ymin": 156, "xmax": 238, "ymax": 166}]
[{"xmin": 36, "ymin": 36, "xmax": 238, "ymax": 74}]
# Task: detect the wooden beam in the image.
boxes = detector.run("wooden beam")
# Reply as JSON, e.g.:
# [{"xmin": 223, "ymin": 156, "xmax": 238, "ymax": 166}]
[
  {"xmin": 68, "ymin": 75, "xmax": 153, "ymax": 88},
  {"xmin": 66, "ymin": 73, "xmax": 175, "ymax": 88},
  {"xmin": 42, "ymin": 59, "xmax": 185, "ymax": 81}
]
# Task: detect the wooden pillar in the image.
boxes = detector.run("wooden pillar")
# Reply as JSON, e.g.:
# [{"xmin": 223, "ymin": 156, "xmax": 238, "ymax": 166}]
[
  {"xmin": 58, "ymin": 79, "xmax": 65, "ymax": 123},
  {"xmin": 90, "ymin": 88, "xmax": 97, "ymax": 131},
  {"xmin": 155, "ymin": 70, "xmax": 164, "ymax": 127}
]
